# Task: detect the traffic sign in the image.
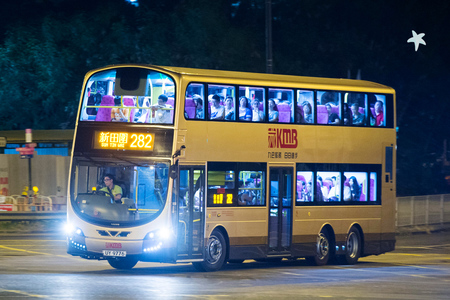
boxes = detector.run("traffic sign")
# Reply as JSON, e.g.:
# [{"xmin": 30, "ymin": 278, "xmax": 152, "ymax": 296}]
[{"xmin": 16, "ymin": 147, "xmax": 35, "ymax": 156}]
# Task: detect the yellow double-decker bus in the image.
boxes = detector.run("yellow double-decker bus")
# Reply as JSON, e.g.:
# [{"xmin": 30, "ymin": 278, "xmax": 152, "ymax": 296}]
[{"xmin": 67, "ymin": 65, "xmax": 396, "ymax": 271}]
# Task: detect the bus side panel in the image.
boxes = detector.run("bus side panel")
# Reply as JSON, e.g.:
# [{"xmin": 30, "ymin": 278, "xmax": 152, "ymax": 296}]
[{"xmin": 206, "ymin": 207, "xmax": 268, "ymax": 260}]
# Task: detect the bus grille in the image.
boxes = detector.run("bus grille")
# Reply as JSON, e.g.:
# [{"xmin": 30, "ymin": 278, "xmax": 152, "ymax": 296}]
[{"xmin": 97, "ymin": 230, "xmax": 131, "ymax": 237}]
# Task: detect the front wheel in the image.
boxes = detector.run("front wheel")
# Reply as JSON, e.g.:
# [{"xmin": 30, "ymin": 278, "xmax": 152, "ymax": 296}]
[
  {"xmin": 193, "ymin": 230, "xmax": 227, "ymax": 272},
  {"xmin": 107, "ymin": 257, "xmax": 139, "ymax": 270},
  {"xmin": 339, "ymin": 227, "xmax": 361, "ymax": 265},
  {"xmin": 306, "ymin": 230, "xmax": 331, "ymax": 266}
]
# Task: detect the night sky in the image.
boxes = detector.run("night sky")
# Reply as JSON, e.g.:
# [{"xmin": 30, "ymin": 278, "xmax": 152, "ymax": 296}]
[{"xmin": 0, "ymin": 0, "xmax": 449, "ymax": 196}]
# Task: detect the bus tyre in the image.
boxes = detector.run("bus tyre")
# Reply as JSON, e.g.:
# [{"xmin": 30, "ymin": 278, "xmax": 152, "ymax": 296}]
[
  {"xmin": 340, "ymin": 228, "xmax": 361, "ymax": 265},
  {"xmin": 107, "ymin": 257, "xmax": 138, "ymax": 270},
  {"xmin": 193, "ymin": 230, "xmax": 227, "ymax": 272},
  {"xmin": 306, "ymin": 230, "xmax": 331, "ymax": 266}
]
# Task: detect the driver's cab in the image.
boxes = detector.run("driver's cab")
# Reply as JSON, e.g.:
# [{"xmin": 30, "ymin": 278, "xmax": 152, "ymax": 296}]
[{"xmin": 71, "ymin": 160, "xmax": 170, "ymax": 225}]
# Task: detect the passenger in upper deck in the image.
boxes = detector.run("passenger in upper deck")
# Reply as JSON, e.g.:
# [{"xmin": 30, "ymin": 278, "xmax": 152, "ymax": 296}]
[
  {"xmin": 99, "ymin": 174, "xmax": 123, "ymax": 203},
  {"xmin": 111, "ymin": 107, "xmax": 129, "ymax": 122},
  {"xmin": 239, "ymin": 96, "xmax": 252, "ymax": 121},
  {"xmin": 343, "ymin": 103, "xmax": 352, "ymax": 125},
  {"xmin": 374, "ymin": 100, "xmax": 384, "ymax": 126},
  {"xmin": 193, "ymin": 94, "xmax": 204, "ymax": 119},
  {"xmin": 325, "ymin": 103, "xmax": 340, "ymax": 125},
  {"xmin": 268, "ymin": 99, "xmax": 279, "ymax": 122},
  {"xmin": 351, "ymin": 103, "xmax": 365, "ymax": 126},
  {"xmin": 209, "ymin": 94, "xmax": 225, "ymax": 120},
  {"xmin": 224, "ymin": 96, "xmax": 235, "ymax": 120},
  {"xmin": 152, "ymin": 94, "xmax": 172, "ymax": 123},
  {"xmin": 251, "ymin": 99, "xmax": 264, "ymax": 122},
  {"xmin": 302, "ymin": 101, "xmax": 313, "ymax": 124}
]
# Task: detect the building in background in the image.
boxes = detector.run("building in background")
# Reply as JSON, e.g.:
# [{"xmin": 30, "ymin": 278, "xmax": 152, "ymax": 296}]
[{"xmin": 0, "ymin": 130, "xmax": 73, "ymax": 196}]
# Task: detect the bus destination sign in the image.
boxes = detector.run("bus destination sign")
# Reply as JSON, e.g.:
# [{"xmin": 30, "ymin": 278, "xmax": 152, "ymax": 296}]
[{"xmin": 93, "ymin": 131, "xmax": 155, "ymax": 151}]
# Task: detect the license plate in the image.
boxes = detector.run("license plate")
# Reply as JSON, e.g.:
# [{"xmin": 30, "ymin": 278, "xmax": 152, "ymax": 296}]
[{"xmin": 102, "ymin": 250, "xmax": 126, "ymax": 257}]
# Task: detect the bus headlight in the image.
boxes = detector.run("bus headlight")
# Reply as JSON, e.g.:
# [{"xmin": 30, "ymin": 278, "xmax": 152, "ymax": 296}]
[
  {"xmin": 144, "ymin": 228, "xmax": 171, "ymax": 241},
  {"xmin": 143, "ymin": 228, "xmax": 172, "ymax": 252},
  {"xmin": 64, "ymin": 223, "xmax": 75, "ymax": 235},
  {"xmin": 65, "ymin": 223, "xmax": 85, "ymax": 237}
]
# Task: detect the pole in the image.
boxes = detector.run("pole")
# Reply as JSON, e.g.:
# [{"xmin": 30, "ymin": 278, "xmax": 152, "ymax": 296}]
[
  {"xmin": 265, "ymin": 0, "xmax": 273, "ymax": 74},
  {"xmin": 28, "ymin": 157, "xmax": 32, "ymax": 191},
  {"xmin": 25, "ymin": 129, "xmax": 33, "ymax": 192}
]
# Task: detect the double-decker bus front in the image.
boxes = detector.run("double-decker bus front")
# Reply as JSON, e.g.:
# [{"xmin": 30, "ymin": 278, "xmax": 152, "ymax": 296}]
[{"xmin": 67, "ymin": 66, "xmax": 177, "ymax": 269}]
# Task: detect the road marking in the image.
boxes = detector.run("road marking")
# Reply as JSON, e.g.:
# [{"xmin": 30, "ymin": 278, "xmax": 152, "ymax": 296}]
[
  {"xmin": 0, "ymin": 245, "xmax": 68, "ymax": 258},
  {"xmin": 396, "ymin": 253, "xmax": 423, "ymax": 257},
  {"xmin": 397, "ymin": 243, "xmax": 450, "ymax": 249},
  {"xmin": 0, "ymin": 288, "xmax": 47, "ymax": 298}
]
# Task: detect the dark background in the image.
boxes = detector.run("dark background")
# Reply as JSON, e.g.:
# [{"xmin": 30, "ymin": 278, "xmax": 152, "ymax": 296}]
[{"xmin": 0, "ymin": 0, "xmax": 449, "ymax": 196}]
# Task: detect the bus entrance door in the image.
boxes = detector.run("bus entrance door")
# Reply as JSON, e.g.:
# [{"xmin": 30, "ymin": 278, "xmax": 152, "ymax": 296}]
[
  {"xmin": 268, "ymin": 167, "xmax": 293, "ymax": 254},
  {"xmin": 177, "ymin": 166, "xmax": 205, "ymax": 260}
]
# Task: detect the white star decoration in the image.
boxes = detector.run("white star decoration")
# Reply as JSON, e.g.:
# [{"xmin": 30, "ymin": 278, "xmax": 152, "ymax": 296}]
[{"xmin": 407, "ymin": 30, "xmax": 426, "ymax": 51}]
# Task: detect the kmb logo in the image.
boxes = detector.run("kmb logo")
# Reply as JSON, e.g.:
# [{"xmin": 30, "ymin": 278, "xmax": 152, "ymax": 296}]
[
  {"xmin": 105, "ymin": 242, "xmax": 122, "ymax": 249},
  {"xmin": 268, "ymin": 128, "xmax": 298, "ymax": 149}
]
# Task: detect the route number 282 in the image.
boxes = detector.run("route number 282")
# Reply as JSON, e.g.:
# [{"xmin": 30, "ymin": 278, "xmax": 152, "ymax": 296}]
[{"xmin": 130, "ymin": 134, "xmax": 153, "ymax": 149}]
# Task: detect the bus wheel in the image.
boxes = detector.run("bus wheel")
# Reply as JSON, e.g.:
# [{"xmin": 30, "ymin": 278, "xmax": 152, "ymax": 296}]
[
  {"xmin": 306, "ymin": 230, "xmax": 330, "ymax": 266},
  {"xmin": 340, "ymin": 228, "xmax": 361, "ymax": 265},
  {"xmin": 193, "ymin": 230, "xmax": 227, "ymax": 272},
  {"xmin": 107, "ymin": 257, "xmax": 138, "ymax": 270}
]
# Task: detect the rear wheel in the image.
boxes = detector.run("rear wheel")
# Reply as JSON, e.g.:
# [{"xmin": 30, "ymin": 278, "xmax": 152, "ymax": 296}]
[
  {"xmin": 107, "ymin": 257, "xmax": 139, "ymax": 269},
  {"xmin": 306, "ymin": 229, "xmax": 331, "ymax": 266},
  {"xmin": 339, "ymin": 227, "xmax": 361, "ymax": 265},
  {"xmin": 193, "ymin": 230, "xmax": 227, "ymax": 272}
]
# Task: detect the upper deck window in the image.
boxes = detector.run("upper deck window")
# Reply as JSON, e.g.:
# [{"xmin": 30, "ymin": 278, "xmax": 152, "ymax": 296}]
[
  {"xmin": 317, "ymin": 91, "xmax": 341, "ymax": 125},
  {"xmin": 79, "ymin": 68, "xmax": 175, "ymax": 124},
  {"xmin": 208, "ymin": 84, "xmax": 236, "ymax": 121},
  {"xmin": 239, "ymin": 86, "xmax": 265, "ymax": 122},
  {"xmin": 268, "ymin": 88, "xmax": 294, "ymax": 123}
]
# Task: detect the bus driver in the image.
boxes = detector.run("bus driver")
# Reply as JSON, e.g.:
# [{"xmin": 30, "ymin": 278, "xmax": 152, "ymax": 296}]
[{"xmin": 100, "ymin": 174, "xmax": 123, "ymax": 203}]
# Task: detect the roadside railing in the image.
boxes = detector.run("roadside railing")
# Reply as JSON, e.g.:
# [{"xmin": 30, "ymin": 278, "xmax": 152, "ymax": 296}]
[
  {"xmin": 396, "ymin": 194, "xmax": 450, "ymax": 228},
  {"xmin": 0, "ymin": 195, "xmax": 67, "ymax": 212}
]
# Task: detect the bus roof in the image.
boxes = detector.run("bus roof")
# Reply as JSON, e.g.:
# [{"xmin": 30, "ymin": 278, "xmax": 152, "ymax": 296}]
[{"xmin": 92, "ymin": 64, "xmax": 395, "ymax": 94}]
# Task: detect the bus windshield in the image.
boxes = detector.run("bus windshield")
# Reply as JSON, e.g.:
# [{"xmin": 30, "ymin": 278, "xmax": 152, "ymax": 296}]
[
  {"xmin": 71, "ymin": 158, "xmax": 170, "ymax": 226},
  {"xmin": 79, "ymin": 67, "xmax": 175, "ymax": 124}
]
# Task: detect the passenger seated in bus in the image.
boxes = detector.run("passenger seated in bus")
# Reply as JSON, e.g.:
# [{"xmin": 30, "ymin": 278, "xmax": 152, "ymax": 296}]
[
  {"xmin": 349, "ymin": 176, "xmax": 361, "ymax": 201},
  {"xmin": 302, "ymin": 101, "xmax": 313, "ymax": 123},
  {"xmin": 374, "ymin": 100, "xmax": 384, "ymax": 126},
  {"xmin": 238, "ymin": 180, "xmax": 252, "ymax": 205},
  {"xmin": 351, "ymin": 103, "xmax": 365, "ymax": 126},
  {"xmin": 328, "ymin": 176, "xmax": 340, "ymax": 201},
  {"xmin": 343, "ymin": 175, "xmax": 351, "ymax": 201},
  {"xmin": 251, "ymin": 99, "xmax": 264, "ymax": 122},
  {"xmin": 325, "ymin": 103, "xmax": 340, "ymax": 125},
  {"xmin": 224, "ymin": 96, "xmax": 235, "ymax": 120},
  {"xmin": 133, "ymin": 97, "xmax": 150, "ymax": 123},
  {"xmin": 304, "ymin": 182, "xmax": 312, "ymax": 202},
  {"xmin": 317, "ymin": 176, "xmax": 329, "ymax": 201},
  {"xmin": 268, "ymin": 99, "xmax": 279, "ymax": 122},
  {"xmin": 193, "ymin": 94, "xmax": 204, "ymax": 119},
  {"xmin": 152, "ymin": 94, "xmax": 172, "ymax": 123},
  {"xmin": 209, "ymin": 94, "xmax": 225, "ymax": 120},
  {"xmin": 343, "ymin": 103, "xmax": 352, "ymax": 125},
  {"xmin": 99, "ymin": 174, "xmax": 123, "ymax": 204},
  {"xmin": 239, "ymin": 96, "xmax": 252, "ymax": 121},
  {"xmin": 111, "ymin": 108, "xmax": 129, "ymax": 122},
  {"xmin": 297, "ymin": 180, "xmax": 306, "ymax": 201}
]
